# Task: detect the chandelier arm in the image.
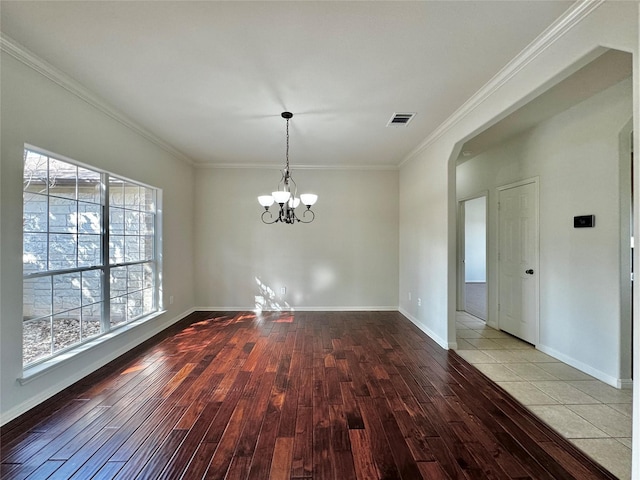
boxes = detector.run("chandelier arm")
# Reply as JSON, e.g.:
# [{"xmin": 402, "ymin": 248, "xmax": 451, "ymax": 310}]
[
  {"xmin": 261, "ymin": 210, "xmax": 279, "ymax": 224},
  {"xmin": 297, "ymin": 209, "xmax": 315, "ymax": 224}
]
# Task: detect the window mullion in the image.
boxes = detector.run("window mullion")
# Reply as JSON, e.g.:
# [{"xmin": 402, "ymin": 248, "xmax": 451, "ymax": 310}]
[{"xmin": 101, "ymin": 173, "xmax": 110, "ymax": 333}]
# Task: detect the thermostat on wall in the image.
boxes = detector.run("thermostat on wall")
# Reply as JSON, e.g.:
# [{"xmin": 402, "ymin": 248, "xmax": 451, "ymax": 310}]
[{"xmin": 574, "ymin": 215, "xmax": 595, "ymax": 228}]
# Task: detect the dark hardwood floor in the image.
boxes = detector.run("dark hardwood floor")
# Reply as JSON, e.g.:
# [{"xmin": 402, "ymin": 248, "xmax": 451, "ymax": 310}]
[{"xmin": 1, "ymin": 311, "xmax": 617, "ymax": 479}]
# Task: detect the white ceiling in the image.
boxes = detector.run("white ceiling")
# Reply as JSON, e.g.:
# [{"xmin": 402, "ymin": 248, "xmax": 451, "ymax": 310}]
[{"xmin": 0, "ymin": 1, "xmax": 573, "ymax": 168}]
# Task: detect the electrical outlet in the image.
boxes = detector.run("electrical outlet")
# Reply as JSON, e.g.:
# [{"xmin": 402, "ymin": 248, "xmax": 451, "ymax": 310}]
[
  {"xmin": 169, "ymin": 295, "xmax": 174, "ymax": 305},
  {"xmin": 417, "ymin": 298, "xmax": 421, "ymax": 307},
  {"xmin": 281, "ymin": 287, "xmax": 286, "ymax": 295},
  {"xmin": 408, "ymin": 292, "xmax": 412, "ymax": 301}
]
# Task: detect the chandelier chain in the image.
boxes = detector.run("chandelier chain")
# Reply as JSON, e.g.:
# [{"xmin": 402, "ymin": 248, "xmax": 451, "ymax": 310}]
[{"xmin": 285, "ymin": 117, "xmax": 290, "ymax": 171}]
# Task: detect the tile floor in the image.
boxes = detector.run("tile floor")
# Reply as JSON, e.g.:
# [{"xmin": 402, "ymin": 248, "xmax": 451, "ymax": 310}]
[{"xmin": 454, "ymin": 311, "xmax": 633, "ymax": 480}]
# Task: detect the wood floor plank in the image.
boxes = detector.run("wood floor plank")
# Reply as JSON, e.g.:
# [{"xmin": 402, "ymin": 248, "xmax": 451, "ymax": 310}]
[
  {"xmin": 131, "ymin": 429, "xmax": 188, "ymax": 480},
  {"xmin": 357, "ymin": 396, "xmax": 402, "ymax": 478},
  {"xmin": 291, "ymin": 405, "xmax": 313, "ymax": 478},
  {"xmin": 348, "ymin": 428, "xmax": 381, "ymax": 480},
  {"xmin": 269, "ymin": 437, "xmax": 294, "ymax": 480},
  {"xmin": 23, "ymin": 460, "xmax": 64, "ymax": 479},
  {"xmin": 204, "ymin": 398, "xmax": 252, "ymax": 480},
  {"xmin": 277, "ymin": 350, "xmax": 302, "ymax": 438},
  {"xmin": 154, "ymin": 401, "xmax": 222, "ymax": 480},
  {"xmin": 339, "ymin": 382, "xmax": 365, "ymax": 430},
  {"xmin": 0, "ymin": 311, "xmax": 620, "ymax": 480}
]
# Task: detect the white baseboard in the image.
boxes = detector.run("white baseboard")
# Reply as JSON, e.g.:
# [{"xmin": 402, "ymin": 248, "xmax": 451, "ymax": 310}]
[
  {"xmin": 1, "ymin": 307, "xmax": 196, "ymax": 427},
  {"xmin": 618, "ymin": 378, "xmax": 634, "ymax": 390},
  {"xmin": 194, "ymin": 306, "xmax": 399, "ymax": 312},
  {"xmin": 536, "ymin": 343, "xmax": 628, "ymax": 389},
  {"xmin": 398, "ymin": 308, "xmax": 450, "ymax": 350}
]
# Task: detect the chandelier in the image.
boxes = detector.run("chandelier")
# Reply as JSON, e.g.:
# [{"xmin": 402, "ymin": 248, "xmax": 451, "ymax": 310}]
[{"xmin": 258, "ymin": 112, "xmax": 318, "ymax": 224}]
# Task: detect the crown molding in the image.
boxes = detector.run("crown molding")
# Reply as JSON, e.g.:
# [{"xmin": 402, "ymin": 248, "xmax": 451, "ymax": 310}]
[
  {"xmin": 0, "ymin": 33, "xmax": 195, "ymax": 167},
  {"xmin": 195, "ymin": 162, "xmax": 399, "ymax": 171},
  {"xmin": 399, "ymin": 0, "xmax": 605, "ymax": 168}
]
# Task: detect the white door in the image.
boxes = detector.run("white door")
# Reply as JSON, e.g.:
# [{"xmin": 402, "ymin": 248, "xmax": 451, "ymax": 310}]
[{"xmin": 498, "ymin": 181, "xmax": 539, "ymax": 344}]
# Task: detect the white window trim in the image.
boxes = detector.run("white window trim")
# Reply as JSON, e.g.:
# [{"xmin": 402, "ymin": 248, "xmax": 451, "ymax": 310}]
[{"xmin": 22, "ymin": 144, "xmax": 163, "ymax": 371}]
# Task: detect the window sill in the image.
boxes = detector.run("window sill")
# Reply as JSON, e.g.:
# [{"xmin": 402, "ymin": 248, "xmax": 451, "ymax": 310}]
[{"xmin": 19, "ymin": 310, "xmax": 167, "ymax": 385}]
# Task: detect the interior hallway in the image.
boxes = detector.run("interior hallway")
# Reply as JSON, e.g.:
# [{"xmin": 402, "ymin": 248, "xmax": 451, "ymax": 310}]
[
  {"xmin": 464, "ymin": 282, "xmax": 487, "ymax": 321},
  {"xmin": 455, "ymin": 311, "xmax": 633, "ymax": 479}
]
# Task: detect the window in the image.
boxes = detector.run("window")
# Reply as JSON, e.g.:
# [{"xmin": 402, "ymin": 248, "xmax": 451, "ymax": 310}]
[{"xmin": 22, "ymin": 147, "xmax": 160, "ymax": 366}]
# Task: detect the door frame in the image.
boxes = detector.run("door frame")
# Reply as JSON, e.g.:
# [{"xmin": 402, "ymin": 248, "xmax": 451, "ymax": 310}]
[
  {"xmin": 457, "ymin": 191, "xmax": 489, "ymax": 316},
  {"xmin": 497, "ymin": 177, "xmax": 540, "ymax": 345}
]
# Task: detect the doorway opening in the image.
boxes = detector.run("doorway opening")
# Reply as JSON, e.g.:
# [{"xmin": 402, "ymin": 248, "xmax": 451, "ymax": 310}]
[{"xmin": 458, "ymin": 194, "xmax": 488, "ymax": 321}]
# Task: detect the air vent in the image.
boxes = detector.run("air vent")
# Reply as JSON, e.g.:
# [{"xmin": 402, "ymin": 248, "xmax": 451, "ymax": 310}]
[{"xmin": 387, "ymin": 112, "xmax": 416, "ymax": 127}]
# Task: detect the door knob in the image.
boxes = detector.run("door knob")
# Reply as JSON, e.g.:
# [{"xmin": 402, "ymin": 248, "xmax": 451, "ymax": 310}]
[{"xmin": 525, "ymin": 269, "xmax": 534, "ymax": 275}]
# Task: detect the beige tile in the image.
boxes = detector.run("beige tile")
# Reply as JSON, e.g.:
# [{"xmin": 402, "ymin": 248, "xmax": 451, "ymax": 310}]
[
  {"xmin": 473, "ymin": 363, "xmax": 524, "ymax": 381},
  {"xmin": 609, "ymin": 403, "xmax": 633, "ymax": 418},
  {"xmin": 528, "ymin": 405, "xmax": 608, "ymax": 439},
  {"xmin": 535, "ymin": 362, "xmax": 593, "ymax": 381},
  {"xmin": 530, "ymin": 381, "xmax": 599, "ymax": 405},
  {"xmin": 460, "ymin": 320, "xmax": 484, "ymax": 330},
  {"xmin": 566, "ymin": 404, "xmax": 632, "ymax": 437},
  {"xmin": 459, "ymin": 320, "xmax": 486, "ymax": 329},
  {"xmin": 568, "ymin": 380, "xmax": 633, "ymax": 404},
  {"xmin": 490, "ymin": 338, "xmax": 533, "ymax": 350},
  {"xmin": 455, "ymin": 339, "xmax": 477, "ymax": 350},
  {"xmin": 484, "ymin": 350, "xmax": 528, "ymax": 364},
  {"xmin": 511, "ymin": 349, "xmax": 557, "ymax": 363},
  {"xmin": 477, "ymin": 329, "xmax": 512, "ymax": 339},
  {"xmin": 495, "ymin": 381, "xmax": 559, "ymax": 406},
  {"xmin": 570, "ymin": 438, "xmax": 631, "ymax": 480},
  {"xmin": 464, "ymin": 338, "xmax": 502, "ymax": 349},
  {"xmin": 456, "ymin": 329, "xmax": 484, "ymax": 339},
  {"xmin": 617, "ymin": 437, "xmax": 632, "ymax": 449},
  {"xmin": 455, "ymin": 349, "xmax": 498, "ymax": 364},
  {"xmin": 504, "ymin": 363, "xmax": 557, "ymax": 381},
  {"xmin": 469, "ymin": 325, "xmax": 496, "ymax": 334}
]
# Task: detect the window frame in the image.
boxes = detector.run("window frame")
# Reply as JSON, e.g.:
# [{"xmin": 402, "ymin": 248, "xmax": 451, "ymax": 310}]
[{"xmin": 22, "ymin": 145, "xmax": 163, "ymax": 369}]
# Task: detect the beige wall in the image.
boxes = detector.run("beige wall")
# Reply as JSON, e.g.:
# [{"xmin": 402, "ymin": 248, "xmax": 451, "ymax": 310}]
[
  {"xmin": 194, "ymin": 167, "xmax": 399, "ymax": 310},
  {"xmin": 0, "ymin": 52, "xmax": 196, "ymax": 423}
]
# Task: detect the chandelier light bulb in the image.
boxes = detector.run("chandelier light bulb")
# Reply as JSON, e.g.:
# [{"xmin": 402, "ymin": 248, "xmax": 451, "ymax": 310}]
[
  {"xmin": 258, "ymin": 195, "xmax": 275, "ymax": 208},
  {"xmin": 272, "ymin": 191, "xmax": 291, "ymax": 204},
  {"xmin": 300, "ymin": 193, "xmax": 318, "ymax": 207},
  {"xmin": 288, "ymin": 197, "xmax": 301, "ymax": 208}
]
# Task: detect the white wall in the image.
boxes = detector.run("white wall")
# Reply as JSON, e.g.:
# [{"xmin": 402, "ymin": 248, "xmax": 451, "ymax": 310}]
[
  {"xmin": 194, "ymin": 167, "xmax": 399, "ymax": 310},
  {"xmin": 398, "ymin": 1, "xmax": 639, "ymax": 474},
  {"xmin": 399, "ymin": 150, "xmax": 451, "ymax": 347},
  {"xmin": 463, "ymin": 196, "xmax": 486, "ymax": 283},
  {"xmin": 457, "ymin": 78, "xmax": 632, "ymax": 384},
  {"xmin": 0, "ymin": 52, "xmax": 196, "ymax": 424}
]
